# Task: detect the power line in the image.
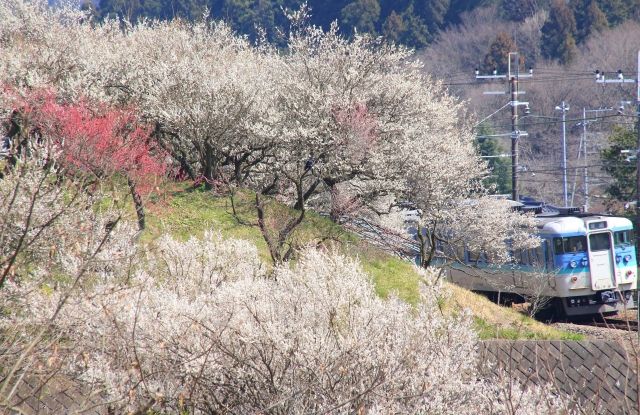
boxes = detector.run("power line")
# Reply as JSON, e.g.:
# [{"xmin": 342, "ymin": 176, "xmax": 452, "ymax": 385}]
[
  {"xmin": 443, "ymin": 75, "xmax": 596, "ymax": 87},
  {"xmin": 486, "ymin": 113, "xmax": 630, "ymax": 130}
]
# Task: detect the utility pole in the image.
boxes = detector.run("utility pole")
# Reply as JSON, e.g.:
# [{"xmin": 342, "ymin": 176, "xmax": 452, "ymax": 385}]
[
  {"xmin": 582, "ymin": 107, "xmax": 588, "ymax": 211},
  {"xmin": 555, "ymin": 102, "xmax": 570, "ymax": 207},
  {"xmin": 510, "ymin": 75, "xmax": 519, "ymax": 202},
  {"xmin": 636, "ymin": 51, "xmax": 640, "ymax": 338},
  {"xmin": 578, "ymin": 107, "xmax": 613, "ymax": 212},
  {"xmin": 595, "ymin": 63, "xmax": 640, "ymax": 226},
  {"xmin": 635, "ymin": 52, "xmax": 640, "ymax": 248},
  {"xmin": 475, "ymin": 52, "xmax": 532, "ymax": 202},
  {"xmin": 594, "ymin": 53, "xmax": 640, "ymax": 328}
]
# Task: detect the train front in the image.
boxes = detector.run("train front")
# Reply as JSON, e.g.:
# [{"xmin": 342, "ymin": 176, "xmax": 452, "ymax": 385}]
[{"xmin": 546, "ymin": 216, "xmax": 637, "ymax": 316}]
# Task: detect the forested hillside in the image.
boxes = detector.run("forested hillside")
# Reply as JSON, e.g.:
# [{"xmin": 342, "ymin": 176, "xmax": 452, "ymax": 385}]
[
  {"xmin": 91, "ymin": 0, "xmax": 480, "ymax": 48},
  {"xmin": 90, "ymin": 0, "xmax": 640, "ymax": 55}
]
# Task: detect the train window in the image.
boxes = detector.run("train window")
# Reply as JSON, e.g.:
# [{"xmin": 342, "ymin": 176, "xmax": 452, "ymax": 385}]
[
  {"xmin": 530, "ymin": 246, "xmax": 545, "ymax": 267},
  {"xmin": 486, "ymin": 250, "xmax": 501, "ymax": 263},
  {"xmin": 589, "ymin": 233, "xmax": 611, "ymax": 251},
  {"xmin": 455, "ymin": 245, "xmax": 465, "ymax": 262},
  {"xmin": 553, "ymin": 236, "xmax": 587, "ymax": 254},
  {"xmin": 553, "ymin": 238, "xmax": 563, "ymax": 254},
  {"xmin": 588, "ymin": 221, "xmax": 607, "ymax": 230},
  {"xmin": 614, "ymin": 230, "xmax": 635, "ymax": 247},
  {"xmin": 467, "ymin": 250, "xmax": 481, "ymax": 264}
]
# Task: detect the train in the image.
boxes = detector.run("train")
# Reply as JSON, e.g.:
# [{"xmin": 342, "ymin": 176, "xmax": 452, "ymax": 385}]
[{"xmin": 444, "ymin": 201, "xmax": 638, "ymax": 317}]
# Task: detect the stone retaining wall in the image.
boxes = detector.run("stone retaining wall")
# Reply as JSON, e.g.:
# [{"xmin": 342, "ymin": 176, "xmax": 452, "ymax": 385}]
[{"xmin": 479, "ymin": 340, "xmax": 639, "ymax": 414}]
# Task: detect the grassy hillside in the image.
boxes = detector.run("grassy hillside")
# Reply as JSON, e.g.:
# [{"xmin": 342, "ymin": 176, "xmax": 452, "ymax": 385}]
[{"xmin": 143, "ymin": 185, "xmax": 581, "ymax": 341}]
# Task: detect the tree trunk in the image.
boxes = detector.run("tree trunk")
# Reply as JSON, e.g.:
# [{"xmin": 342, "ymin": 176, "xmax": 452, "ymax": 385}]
[
  {"xmin": 293, "ymin": 178, "xmax": 321, "ymax": 210},
  {"xmin": 417, "ymin": 224, "xmax": 437, "ymax": 268},
  {"xmin": 255, "ymin": 193, "xmax": 279, "ymax": 265},
  {"xmin": 202, "ymin": 142, "xmax": 217, "ymax": 190},
  {"xmin": 128, "ymin": 178, "xmax": 145, "ymax": 231},
  {"xmin": 178, "ymin": 152, "xmax": 196, "ymax": 181}
]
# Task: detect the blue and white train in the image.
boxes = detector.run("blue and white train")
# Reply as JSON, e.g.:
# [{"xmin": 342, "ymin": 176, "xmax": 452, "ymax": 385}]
[{"xmin": 447, "ymin": 204, "xmax": 637, "ymax": 317}]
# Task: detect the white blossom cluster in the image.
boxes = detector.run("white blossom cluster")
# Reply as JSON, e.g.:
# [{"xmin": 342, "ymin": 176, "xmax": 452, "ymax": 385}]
[
  {"xmin": 0, "ymin": 161, "xmax": 141, "ymax": 412},
  {"xmin": 0, "ymin": 162, "xmax": 138, "ymax": 286},
  {"xmin": 0, "ymin": 1, "xmax": 538, "ymax": 264},
  {"xmin": 8, "ymin": 232, "xmax": 571, "ymax": 414}
]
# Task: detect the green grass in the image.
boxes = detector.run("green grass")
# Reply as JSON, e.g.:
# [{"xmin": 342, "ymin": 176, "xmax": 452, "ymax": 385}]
[
  {"xmin": 473, "ymin": 316, "xmax": 584, "ymax": 341},
  {"xmin": 142, "ymin": 185, "xmax": 581, "ymax": 341},
  {"xmin": 362, "ymin": 257, "xmax": 421, "ymax": 305}
]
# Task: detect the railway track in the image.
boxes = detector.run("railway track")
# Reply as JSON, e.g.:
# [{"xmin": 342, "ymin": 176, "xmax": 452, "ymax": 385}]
[
  {"xmin": 597, "ymin": 318, "xmax": 638, "ymax": 331},
  {"xmin": 588, "ymin": 317, "xmax": 638, "ymax": 331}
]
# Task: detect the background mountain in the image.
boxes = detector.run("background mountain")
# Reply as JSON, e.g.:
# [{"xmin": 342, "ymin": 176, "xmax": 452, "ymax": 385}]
[{"xmin": 87, "ymin": 0, "xmax": 640, "ymax": 54}]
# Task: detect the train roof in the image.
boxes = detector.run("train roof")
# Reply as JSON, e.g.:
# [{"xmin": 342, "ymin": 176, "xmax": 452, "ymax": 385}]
[
  {"xmin": 514, "ymin": 197, "xmax": 634, "ymax": 234},
  {"xmin": 535, "ymin": 215, "xmax": 633, "ymax": 234}
]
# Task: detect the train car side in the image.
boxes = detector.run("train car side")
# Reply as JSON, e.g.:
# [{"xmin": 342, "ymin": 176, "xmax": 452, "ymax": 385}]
[{"xmin": 448, "ymin": 214, "xmax": 637, "ymax": 317}]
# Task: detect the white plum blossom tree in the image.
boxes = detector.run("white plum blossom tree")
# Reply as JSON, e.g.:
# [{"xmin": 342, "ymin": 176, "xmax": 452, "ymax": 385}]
[
  {"xmin": 7, "ymin": 233, "xmax": 572, "ymax": 414},
  {"xmin": 410, "ymin": 196, "xmax": 540, "ymax": 268},
  {"xmin": 132, "ymin": 22, "xmax": 279, "ymax": 186},
  {"xmin": 0, "ymin": 160, "xmax": 139, "ymax": 413}
]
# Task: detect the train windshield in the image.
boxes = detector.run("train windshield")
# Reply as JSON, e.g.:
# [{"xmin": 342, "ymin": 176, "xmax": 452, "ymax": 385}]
[
  {"xmin": 614, "ymin": 230, "xmax": 635, "ymax": 248},
  {"xmin": 589, "ymin": 233, "xmax": 611, "ymax": 251},
  {"xmin": 553, "ymin": 236, "xmax": 587, "ymax": 254}
]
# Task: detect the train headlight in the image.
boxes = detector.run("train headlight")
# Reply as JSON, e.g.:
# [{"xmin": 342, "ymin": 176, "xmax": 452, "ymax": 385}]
[
  {"xmin": 581, "ymin": 258, "xmax": 588, "ymax": 267},
  {"xmin": 624, "ymin": 255, "xmax": 632, "ymax": 263},
  {"xmin": 626, "ymin": 270, "xmax": 634, "ymax": 278},
  {"xmin": 569, "ymin": 260, "xmax": 577, "ymax": 268}
]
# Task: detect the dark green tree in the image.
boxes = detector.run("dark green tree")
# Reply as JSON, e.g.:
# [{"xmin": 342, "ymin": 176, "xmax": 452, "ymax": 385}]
[
  {"xmin": 307, "ymin": 0, "xmax": 351, "ymax": 28},
  {"xmin": 601, "ymin": 126, "xmax": 637, "ymax": 203},
  {"xmin": 378, "ymin": 0, "xmax": 410, "ymax": 18},
  {"xmin": 572, "ymin": 0, "xmax": 608, "ymax": 43},
  {"xmin": 221, "ymin": 0, "xmax": 280, "ymax": 40},
  {"xmin": 596, "ymin": 0, "xmax": 629, "ymax": 26},
  {"xmin": 399, "ymin": 4, "xmax": 430, "ymax": 47},
  {"xmin": 482, "ymin": 32, "xmax": 516, "ymax": 73},
  {"xmin": 97, "ymin": 0, "xmax": 141, "ymax": 21},
  {"xmin": 540, "ymin": 0, "xmax": 577, "ymax": 64},
  {"xmin": 415, "ymin": 0, "xmax": 451, "ymax": 34},
  {"xmin": 475, "ymin": 125, "xmax": 511, "ymax": 195},
  {"xmin": 499, "ymin": 0, "xmax": 541, "ymax": 22},
  {"xmin": 340, "ymin": 0, "xmax": 381, "ymax": 35},
  {"xmin": 382, "ymin": 10, "xmax": 405, "ymax": 43},
  {"xmin": 627, "ymin": 0, "xmax": 640, "ymax": 21},
  {"xmin": 378, "ymin": 0, "xmax": 444, "ymax": 47},
  {"xmin": 97, "ymin": 0, "xmax": 210, "ymax": 21},
  {"xmin": 444, "ymin": 0, "xmax": 494, "ymax": 25}
]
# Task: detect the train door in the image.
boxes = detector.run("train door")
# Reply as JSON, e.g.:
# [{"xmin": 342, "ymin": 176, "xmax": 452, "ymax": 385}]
[
  {"xmin": 588, "ymin": 232, "xmax": 616, "ymax": 290},
  {"xmin": 545, "ymin": 240, "xmax": 555, "ymax": 271},
  {"xmin": 539, "ymin": 240, "xmax": 556, "ymax": 290},
  {"xmin": 512, "ymin": 249, "xmax": 526, "ymax": 288}
]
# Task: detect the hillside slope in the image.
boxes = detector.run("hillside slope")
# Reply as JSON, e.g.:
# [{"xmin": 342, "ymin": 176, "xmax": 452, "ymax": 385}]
[{"xmin": 143, "ymin": 186, "xmax": 581, "ymax": 340}]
